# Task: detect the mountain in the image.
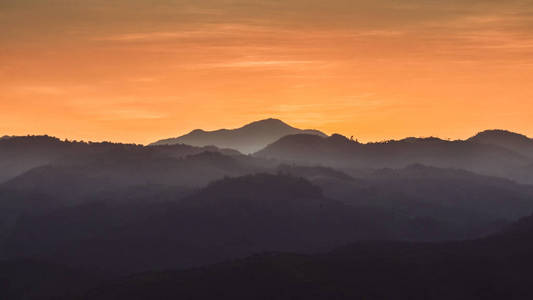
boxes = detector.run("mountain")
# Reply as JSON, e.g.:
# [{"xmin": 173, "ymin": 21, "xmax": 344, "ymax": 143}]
[
  {"xmin": 0, "ymin": 150, "xmax": 256, "ymax": 221},
  {"xmin": 150, "ymin": 118, "xmax": 327, "ymax": 153},
  {"xmin": 72, "ymin": 212, "xmax": 533, "ymax": 300},
  {"xmin": 279, "ymin": 164, "xmax": 533, "ymax": 239},
  {"xmin": 3, "ymin": 130, "xmax": 533, "ymax": 299},
  {"xmin": 0, "ymin": 138, "xmax": 271, "ymax": 246},
  {"xmin": 5, "ymin": 161, "xmax": 532, "ymax": 269},
  {"xmin": 7, "ymin": 210, "xmax": 533, "ymax": 300},
  {"xmin": 255, "ymin": 133, "xmax": 533, "ymax": 183},
  {"xmin": 0, "ymin": 135, "xmax": 241, "ymax": 184},
  {"xmin": 4, "ymin": 173, "xmax": 463, "ymax": 273},
  {"xmin": 0, "ymin": 259, "xmax": 101, "ymax": 300},
  {"xmin": 468, "ymin": 129, "xmax": 533, "ymax": 159},
  {"xmin": 7, "ymin": 169, "xmax": 531, "ymax": 275},
  {"xmin": 0, "ymin": 136, "xmax": 70, "ymax": 183}
]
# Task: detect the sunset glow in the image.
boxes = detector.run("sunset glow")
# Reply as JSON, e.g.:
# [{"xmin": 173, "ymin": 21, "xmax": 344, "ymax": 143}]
[{"xmin": 2, "ymin": 0, "xmax": 533, "ymax": 144}]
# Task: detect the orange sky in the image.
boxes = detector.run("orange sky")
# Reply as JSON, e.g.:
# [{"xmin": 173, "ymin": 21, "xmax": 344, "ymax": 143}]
[{"xmin": 1, "ymin": 0, "xmax": 533, "ymax": 144}]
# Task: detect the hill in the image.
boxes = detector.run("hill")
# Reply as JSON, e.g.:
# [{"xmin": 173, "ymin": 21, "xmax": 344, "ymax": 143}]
[
  {"xmin": 0, "ymin": 138, "xmax": 270, "ymax": 246},
  {"xmin": 73, "ymin": 212, "xmax": 533, "ymax": 300},
  {"xmin": 279, "ymin": 164, "xmax": 533, "ymax": 239},
  {"xmin": 6, "ymin": 213, "xmax": 533, "ymax": 300},
  {"xmin": 255, "ymin": 133, "xmax": 533, "ymax": 183},
  {"xmin": 0, "ymin": 135, "xmax": 241, "ymax": 184},
  {"xmin": 3, "ymin": 173, "xmax": 461, "ymax": 273},
  {"xmin": 468, "ymin": 129, "xmax": 533, "ymax": 159},
  {"xmin": 150, "ymin": 118, "xmax": 327, "ymax": 153}
]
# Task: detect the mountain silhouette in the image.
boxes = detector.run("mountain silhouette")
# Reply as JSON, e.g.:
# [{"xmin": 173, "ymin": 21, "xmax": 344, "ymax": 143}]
[
  {"xmin": 2, "ymin": 134, "xmax": 533, "ymax": 254},
  {"xmin": 255, "ymin": 132, "xmax": 533, "ymax": 183},
  {"xmin": 468, "ymin": 129, "xmax": 533, "ymax": 158},
  {"xmin": 280, "ymin": 163, "xmax": 533, "ymax": 239},
  {"xmin": 4, "ymin": 174, "xmax": 411, "ymax": 273},
  {"xmin": 0, "ymin": 148, "xmax": 269, "ymax": 238},
  {"xmin": 0, "ymin": 259, "xmax": 101, "ymax": 300},
  {"xmin": 150, "ymin": 118, "xmax": 327, "ymax": 153},
  {"xmin": 2, "ymin": 129, "xmax": 533, "ymax": 299},
  {"xmin": 7, "ymin": 168, "xmax": 532, "ymax": 275},
  {"xmin": 0, "ymin": 135, "xmax": 240, "ymax": 184},
  {"xmin": 65, "ymin": 211, "xmax": 533, "ymax": 300}
]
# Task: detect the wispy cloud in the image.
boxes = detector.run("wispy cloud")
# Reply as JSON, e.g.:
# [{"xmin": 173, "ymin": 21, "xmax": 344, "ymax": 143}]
[
  {"xmin": 96, "ymin": 109, "xmax": 166, "ymax": 121},
  {"xmin": 95, "ymin": 31, "xmax": 202, "ymax": 42},
  {"xmin": 9, "ymin": 85, "xmax": 70, "ymax": 96},
  {"xmin": 202, "ymin": 60, "xmax": 319, "ymax": 69}
]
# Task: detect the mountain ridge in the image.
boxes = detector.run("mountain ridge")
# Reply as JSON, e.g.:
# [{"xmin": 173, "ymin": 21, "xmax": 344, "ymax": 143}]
[
  {"xmin": 150, "ymin": 118, "xmax": 327, "ymax": 153},
  {"xmin": 57, "ymin": 209, "xmax": 533, "ymax": 300},
  {"xmin": 254, "ymin": 132, "xmax": 532, "ymax": 183},
  {"xmin": 468, "ymin": 129, "xmax": 533, "ymax": 158}
]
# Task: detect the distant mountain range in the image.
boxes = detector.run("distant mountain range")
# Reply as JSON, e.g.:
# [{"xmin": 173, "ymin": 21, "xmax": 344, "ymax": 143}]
[
  {"xmin": 256, "ymin": 130, "xmax": 533, "ymax": 183},
  {"xmin": 149, "ymin": 119, "xmax": 533, "ymax": 180},
  {"xmin": 2, "ymin": 124, "xmax": 533, "ymax": 186},
  {"xmin": 150, "ymin": 118, "xmax": 327, "ymax": 153},
  {"xmin": 3, "ymin": 136, "xmax": 533, "ymax": 275},
  {"xmin": 2, "ymin": 123, "xmax": 533, "ymax": 299},
  {"xmin": 0, "ymin": 135, "xmax": 243, "ymax": 184}
]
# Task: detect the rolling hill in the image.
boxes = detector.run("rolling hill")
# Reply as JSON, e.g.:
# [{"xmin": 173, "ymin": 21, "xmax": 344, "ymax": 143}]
[
  {"xmin": 255, "ymin": 133, "xmax": 533, "ymax": 183},
  {"xmin": 150, "ymin": 118, "xmax": 327, "ymax": 153}
]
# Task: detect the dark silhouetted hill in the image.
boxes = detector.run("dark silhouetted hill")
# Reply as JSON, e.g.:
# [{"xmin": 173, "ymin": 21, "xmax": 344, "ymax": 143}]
[
  {"xmin": 0, "ymin": 136, "xmax": 70, "ymax": 183},
  {"xmin": 255, "ymin": 133, "xmax": 533, "ymax": 183},
  {"xmin": 4, "ymin": 174, "xmax": 464, "ymax": 273},
  {"xmin": 468, "ymin": 129, "xmax": 533, "ymax": 159},
  {"xmin": 276, "ymin": 164, "xmax": 355, "ymax": 182},
  {"xmin": 2, "ymin": 129, "xmax": 533, "ymax": 299},
  {"xmin": 278, "ymin": 164, "xmax": 533, "ymax": 239},
  {"xmin": 0, "ymin": 138, "xmax": 271, "ymax": 247},
  {"xmin": 150, "ymin": 118, "xmax": 327, "ymax": 153},
  {"xmin": 5, "ymin": 150, "xmax": 262, "ymax": 194},
  {"xmin": 74, "ymin": 212, "xmax": 533, "ymax": 300},
  {"xmin": 0, "ymin": 259, "xmax": 101, "ymax": 300},
  {"xmin": 3, "ymin": 158, "xmax": 533, "ymax": 270},
  {"xmin": 7, "ymin": 213, "xmax": 533, "ymax": 300},
  {"xmin": 0, "ymin": 135, "xmax": 241, "ymax": 184}
]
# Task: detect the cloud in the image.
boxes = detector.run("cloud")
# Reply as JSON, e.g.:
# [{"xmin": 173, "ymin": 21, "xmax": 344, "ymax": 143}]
[
  {"xmin": 96, "ymin": 109, "xmax": 166, "ymax": 121},
  {"xmin": 4, "ymin": 1, "xmax": 532, "ymax": 42},
  {"xmin": 95, "ymin": 32, "xmax": 195, "ymax": 42},
  {"xmin": 202, "ymin": 60, "xmax": 319, "ymax": 69},
  {"xmin": 10, "ymin": 85, "xmax": 67, "ymax": 95}
]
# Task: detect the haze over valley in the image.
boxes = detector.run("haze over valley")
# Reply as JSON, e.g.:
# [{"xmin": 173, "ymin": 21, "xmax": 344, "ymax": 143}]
[{"xmin": 1, "ymin": 118, "xmax": 533, "ymax": 299}]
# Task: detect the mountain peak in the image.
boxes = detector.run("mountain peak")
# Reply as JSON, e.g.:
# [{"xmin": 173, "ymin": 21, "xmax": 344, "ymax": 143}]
[
  {"xmin": 471, "ymin": 129, "xmax": 530, "ymax": 141},
  {"xmin": 328, "ymin": 134, "xmax": 350, "ymax": 143},
  {"xmin": 468, "ymin": 129, "xmax": 533, "ymax": 158},
  {"xmin": 150, "ymin": 118, "xmax": 327, "ymax": 153},
  {"xmin": 241, "ymin": 118, "xmax": 292, "ymax": 131},
  {"xmin": 190, "ymin": 129, "xmax": 206, "ymax": 134},
  {"xmin": 246, "ymin": 118, "xmax": 287, "ymax": 126}
]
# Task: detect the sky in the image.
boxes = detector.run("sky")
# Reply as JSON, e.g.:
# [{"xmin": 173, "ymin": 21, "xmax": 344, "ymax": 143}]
[{"xmin": 1, "ymin": 0, "xmax": 533, "ymax": 144}]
